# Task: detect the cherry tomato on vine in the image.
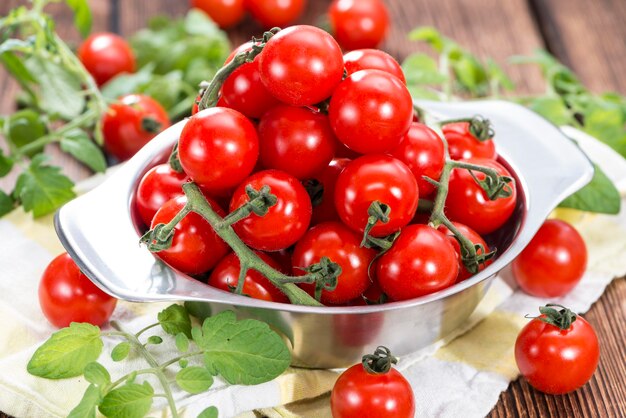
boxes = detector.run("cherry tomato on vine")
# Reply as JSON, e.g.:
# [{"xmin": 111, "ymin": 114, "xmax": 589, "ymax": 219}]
[
  {"xmin": 102, "ymin": 94, "xmax": 170, "ymax": 161},
  {"xmin": 135, "ymin": 163, "xmax": 189, "ymax": 227},
  {"xmin": 443, "ymin": 121, "xmax": 497, "ymax": 160},
  {"xmin": 78, "ymin": 33, "xmax": 135, "ymax": 86},
  {"xmin": 39, "ymin": 253, "xmax": 117, "ymax": 328},
  {"xmin": 512, "ymin": 219, "xmax": 587, "ymax": 297},
  {"xmin": 331, "ymin": 347, "xmax": 415, "ymax": 418},
  {"xmin": 230, "ymin": 170, "xmax": 312, "ymax": 251},
  {"xmin": 258, "ymin": 25, "xmax": 344, "ymax": 107},
  {"xmin": 191, "ymin": 0, "xmax": 245, "ymax": 29},
  {"xmin": 258, "ymin": 105, "xmax": 336, "ymax": 179},
  {"xmin": 389, "ymin": 122, "xmax": 445, "ymax": 197},
  {"xmin": 438, "ymin": 222, "xmax": 491, "ymax": 282},
  {"xmin": 208, "ymin": 252, "xmax": 289, "ymax": 303},
  {"xmin": 445, "ymin": 158, "xmax": 517, "ymax": 235},
  {"xmin": 292, "ymin": 222, "xmax": 376, "ymax": 305},
  {"xmin": 328, "ymin": 0, "xmax": 390, "ymax": 51},
  {"xmin": 329, "ymin": 70, "xmax": 413, "ymax": 154},
  {"xmin": 515, "ymin": 305, "xmax": 599, "ymax": 395},
  {"xmin": 335, "ymin": 155, "xmax": 418, "ymax": 237},
  {"xmin": 309, "ymin": 158, "xmax": 351, "ymax": 225},
  {"xmin": 178, "ymin": 107, "xmax": 259, "ymax": 196},
  {"xmin": 377, "ymin": 224, "xmax": 459, "ymax": 300},
  {"xmin": 151, "ymin": 195, "xmax": 229, "ymax": 275},
  {"xmin": 245, "ymin": 0, "xmax": 306, "ymax": 28},
  {"xmin": 343, "ymin": 49, "xmax": 406, "ymax": 83}
]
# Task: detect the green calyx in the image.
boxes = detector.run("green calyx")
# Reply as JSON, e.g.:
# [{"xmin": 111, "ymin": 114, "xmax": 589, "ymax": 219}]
[
  {"xmin": 362, "ymin": 346, "xmax": 398, "ymax": 374},
  {"xmin": 534, "ymin": 304, "xmax": 578, "ymax": 330}
]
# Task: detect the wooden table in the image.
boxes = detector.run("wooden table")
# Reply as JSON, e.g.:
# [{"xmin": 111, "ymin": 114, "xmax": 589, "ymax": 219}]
[{"xmin": 1, "ymin": 0, "xmax": 625, "ymax": 416}]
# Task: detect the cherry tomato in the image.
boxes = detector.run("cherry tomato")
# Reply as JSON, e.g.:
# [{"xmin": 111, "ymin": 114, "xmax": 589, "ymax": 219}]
[
  {"xmin": 335, "ymin": 155, "xmax": 418, "ymax": 237},
  {"xmin": 343, "ymin": 49, "xmax": 406, "ymax": 83},
  {"xmin": 244, "ymin": 0, "xmax": 306, "ymax": 28},
  {"xmin": 377, "ymin": 224, "xmax": 459, "ymax": 300},
  {"xmin": 258, "ymin": 25, "xmax": 344, "ymax": 107},
  {"xmin": 39, "ymin": 253, "xmax": 117, "ymax": 328},
  {"xmin": 191, "ymin": 0, "xmax": 245, "ymax": 28},
  {"xmin": 178, "ymin": 107, "xmax": 259, "ymax": 196},
  {"xmin": 102, "ymin": 94, "xmax": 170, "ymax": 161},
  {"xmin": 230, "ymin": 170, "xmax": 312, "ymax": 251},
  {"xmin": 515, "ymin": 306, "xmax": 599, "ymax": 394},
  {"xmin": 512, "ymin": 219, "xmax": 587, "ymax": 297},
  {"xmin": 292, "ymin": 222, "xmax": 376, "ymax": 305},
  {"xmin": 331, "ymin": 348, "xmax": 415, "ymax": 418},
  {"xmin": 329, "ymin": 70, "xmax": 413, "ymax": 154},
  {"xmin": 309, "ymin": 158, "xmax": 351, "ymax": 225},
  {"xmin": 443, "ymin": 122, "xmax": 497, "ymax": 160},
  {"xmin": 438, "ymin": 222, "xmax": 491, "ymax": 282},
  {"xmin": 135, "ymin": 163, "xmax": 189, "ymax": 227},
  {"xmin": 445, "ymin": 158, "xmax": 517, "ymax": 235},
  {"xmin": 389, "ymin": 122, "xmax": 445, "ymax": 197},
  {"xmin": 151, "ymin": 195, "xmax": 230, "ymax": 275},
  {"xmin": 258, "ymin": 105, "xmax": 336, "ymax": 179},
  {"xmin": 328, "ymin": 0, "xmax": 389, "ymax": 50},
  {"xmin": 191, "ymin": 93, "xmax": 202, "ymax": 115},
  {"xmin": 78, "ymin": 33, "xmax": 135, "ymax": 86},
  {"xmin": 208, "ymin": 252, "xmax": 289, "ymax": 303}
]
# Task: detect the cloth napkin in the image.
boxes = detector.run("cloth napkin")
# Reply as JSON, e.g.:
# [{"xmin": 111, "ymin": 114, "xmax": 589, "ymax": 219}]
[{"xmin": 0, "ymin": 127, "xmax": 625, "ymax": 418}]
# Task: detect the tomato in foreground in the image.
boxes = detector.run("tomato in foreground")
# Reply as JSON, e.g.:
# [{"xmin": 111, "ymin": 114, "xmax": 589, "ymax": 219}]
[
  {"xmin": 191, "ymin": 0, "xmax": 245, "ymax": 28},
  {"xmin": 328, "ymin": 0, "xmax": 390, "ymax": 50},
  {"xmin": 331, "ymin": 346, "xmax": 414, "ymax": 418},
  {"xmin": 245, "ymin": 0, "xmax": 306, "ymax": 28},
  {"xmin": 512, "ymin": 219, "xmax": 587, "ymax": 297},
  {"xmin": 515, "ymin": 305, "xmax": 599, "ymax": 394},
  {"xmin": 39, "ymin": 253, "xmax": 117, "ymax": 328},
  {"xmin": 78, "ymin": 33, "xmax": 135, "ymax": 86},
  {"xmin": 102, "ymin": 94, "xmax": 170, "ymax": 161},
  {"xmin": 135, "ymin": 163, "xmax": 189, "ymax": 226},
  {"xmin": 443, "ymin": 121, "xmax": 497, "ymax": 161},
  {"xmin": 343, "ymin": 48, "xmax": 406, "ymax": 83}
]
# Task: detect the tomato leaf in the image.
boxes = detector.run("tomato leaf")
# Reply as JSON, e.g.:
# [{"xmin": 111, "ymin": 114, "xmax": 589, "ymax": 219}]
[
  {"xmin": 67, "ymin": 384, "xmax": 102, "ymax": 418},
  {"xmin": 14, "ymin": 155, "xmax": 76, "ymax": 218},
  {"xmin": 175, "ymin": 366, "xmax": 214, "ymax": 394},
  {"xmin": 0, "ymin": 149, "xmax": 13, "ymax": 178},
  {"xmin": 60, "ymin": 128, "xmax": 107, "ymax": 173},
  {"xmin": 65, "ymin": 0, "xmax": 92, "ymax": 38},
  {"xmin": 158, "ymin": 304, "xmax": 192, "ymax": 337},
  {"xmin": 402, "ymin": 53, "xmax": 447, "ymax": 86},
  {"xmin": 558, "ymin": 163, "xmax": 621, "ymax": 214},
  {"xmin": 27, "ymin": 322, "xmax": 103, "ymax": 379},
  {"xmin": 98, "ymin": 382, "xmax": 154, "ymax": 418},
  {"xmin": 198, "ymin": 406, "xmax": 219, "ymax": 418},
  {"xmin": 84, "ymin": 361, "xmax": 111, "ymax": 387},
  {"xmin": 0, "ymin": 190, "xmax": 14, "ymax": 217},
  {"xmin": 110, "ymin": 342, "xmax": 131, "ymax": 362},
  {"xmin": 175, "ymin": 332, "xmax": 189, "ymax": 353},
  {"xmin": 184, "ymin": 301, "xmax": 212, "ymax": 322},
  {"xmin": 6, "ymin": 109, "xmax": 47, "ymax": 157},
  {"xmin": 528, "ymin": 96, "xmax": 573, "ymax": 126}
]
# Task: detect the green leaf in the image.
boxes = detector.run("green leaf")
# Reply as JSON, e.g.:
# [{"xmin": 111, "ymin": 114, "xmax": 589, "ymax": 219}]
[
  {"xmin": 111, "ymin": 342, "xmax": 131, "ymax": 362},
  {"xmin": 101, "ymin": 64, "xmax": 155, "ymax": 100},
  {"xmin": 558, "ymin": 164, "xmax": 621, "ymax": 214},
  {"xmin": 60, "ymin": 129, "xmax": 106, "ymax": 172},
  {"xmin": 408, "ymin": 27, "xmax": 445, "ymax": 52},
  {"xmin": 406, "ymin": 85, "xmax": 442, "ymax": 101},
  {"xmin": 0, "ymin": 38, "xmax": 34, "ymax": 55},
  {"xmin": 7, "ymin": 109, "xmax": 47, "ymax": 157},
  {"xmin": 0, "ymin": 148, "xmax": 14, "ymax": 177},
  {"xmin": 146, "ymin": 335, "xmax": 163, "ymax": 345},
  {"xmin": 198, "ymin": 406, "xmax": 219, "ymax": 418},
  {"xmin": 402, "ymin": 53, "xmax": 448, "ymax": 86},
  {"xmin": 67, "ymin": 384, "xmax": 102, "ymax": 418},
  {"xmin": 486, "ymin": 58, "xmax": 515, "ymax": 91},
  {"xmin": 196, "ymin": 311, "xmax": 291, "ymax": 385},
  {"xmin": 184, "ymin": 301, "xmax": 212, "ymax": 322},
  {"xmin": 175, "ymin": 332, "xmax": 189, "ymax": 352},
  {"xmin": 0, "ymin": 190, "xmax": 14, "ymax": 217},
  {"xmin": 175, "ymin": 366, "xmax": 214, "ymax": 394},
  {"xmin": 98, "ymin": 382, "xmax": 154, "ymax": 418},
  {"xmin": 27, "ymin": 322, "xmax": 103, "ymax": 379},
  {"xmin": 529, "ymin": 96, "xmax": 572, "ymax": 126},
  {"xmin": 14, "ymin": 155, "xmax": 76, "ymax": 218},
  {"xmin": 158, "ymin": 304, "xmax": 192, "ymax": 337},
  {"xmin": 84, "ymin": 361, "xmax": 111, "ymax": 386},
  {"xmin": 66, "ymin": 0, "xmax": 92, "ymax": 38},
  {"xmin": 184, "ymin": 9, "xmax": 221, "ymax": 37},
  {"xmin": 583, "ymin": 101, "xmax": 626, "ymax": 157},
  {"xmin": 179, "ymin": 358, "xmax": 189, "ymax": 368},
  {"xmin": 452, "ymin": 54, "xmax": 489, "ymax": 95}
]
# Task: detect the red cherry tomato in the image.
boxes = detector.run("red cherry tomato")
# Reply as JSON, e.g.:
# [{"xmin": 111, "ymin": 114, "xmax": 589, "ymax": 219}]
[
  {"xmin": 445, "ymin": 158, "xmax": 517, "ymax": 235},
  {"xmin": 329, "ymin": 70, "xmax": 413, "ymax": 154},
  {"xmin": 191, "ymin": 93, "xmax": 202, "ymax": 115},
  {"xmin": 512, "ymin": 219, "xmax": 587, "ymax": 297},
  {"xmin": 515, "ymin": 307, "xmax": 599, "ymax": 394},
  {"xmin": 230, "ymin": 170, "xmax": 312, "ymax": 251},
  {"xmin": 244, "ymin": 0, "xmax": 306, "ymax": 28},
  {"xmin": 178, "ymin": 107, "xmax": 259, "ymax": 196},
  {"xmin": 389, "ymin": 122, "xmax": 445, "ymax": 197},
  {"xmin": 343, "ymin": 49, "xmax": 406, "ymax": 83},
  {"xmin": 334, "ymin": 155, "xmax": 418, "ymax": 237},
  {"xmin": 102, "ymin": 94, "xmax": 170, "ymax": 161},
  {"xmin": 151, "ymin": 195, "xmax": 230, "ymax": 275},
  {"xmin": 377, "ymin": 224, "xmax": 459, "ymax": 300},
  {"xmin": 208, "ymin": 252, "xmax": 289, "ymax": 303},
  {"xmin": 258, "ymin": 25, "xmax": 344, "ymax": 107},
  {"xmin": 438, "ymin": 222, "xmax": 491, "ymax": 282},
  {"xmin": 39, "ymin": 253, "xmax": 117, "ymax": 328},
  {"xmin": 328, "ymin": 0, "xmax": 389, "ymax": 50},
  {"xmin": 309, "ymin": 158, "xmax": 351, "ymax": 225},
  {"xmin": 442, "ymin": 122, "xmax": 497, "ymax": 160},
  {"xmin": 292, "ymin": 222, "xmax": 376, "ymax": 305},
  {"xmin": 78, "ymin": 33, "xmax": 135, "ymax": 86},
  {"xmin": 191, "ymin": 0, "xmax": 245, "ymax": 28},
  {"xmin": 258, "ymin": 105, "xmax": 336, "ymax": 179},
  {"xmin": 135, "ymin": 164, "xmax": 189, "ymax": 227}
]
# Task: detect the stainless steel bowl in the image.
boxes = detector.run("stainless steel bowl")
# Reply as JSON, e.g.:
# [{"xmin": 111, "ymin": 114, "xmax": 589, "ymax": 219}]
[{"xmin": 55, "ymin": 100, "xmax": 593, "ymax": 368}]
